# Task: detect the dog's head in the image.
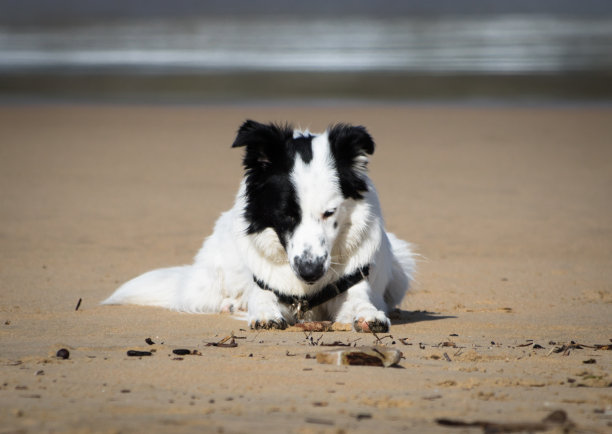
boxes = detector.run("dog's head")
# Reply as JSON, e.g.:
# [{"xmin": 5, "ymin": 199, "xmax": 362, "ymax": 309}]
[{"xmin": 232, "ymin": 120, "xmax": 375, "ymax": 284}]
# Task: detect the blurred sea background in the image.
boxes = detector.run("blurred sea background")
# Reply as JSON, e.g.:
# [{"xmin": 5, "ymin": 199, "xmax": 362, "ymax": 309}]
[{"xmin": 1, "ymin": 0, "xmax": 611, "ymax": 104}]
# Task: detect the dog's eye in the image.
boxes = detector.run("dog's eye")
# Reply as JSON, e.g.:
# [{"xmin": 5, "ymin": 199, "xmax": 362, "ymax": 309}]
[{"xmin": 322, "ymin": 209, "xmax": 336, "ymax": 219}]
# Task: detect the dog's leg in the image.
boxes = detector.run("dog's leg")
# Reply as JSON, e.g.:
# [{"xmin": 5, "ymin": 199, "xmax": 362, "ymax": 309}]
[
  {"xmin": 247, "ymin": 286, "xmax": 292, "ymax": 330},
  {"xmin": 330, "ymin": 280, "xmax": 390, "ymax": 333}
]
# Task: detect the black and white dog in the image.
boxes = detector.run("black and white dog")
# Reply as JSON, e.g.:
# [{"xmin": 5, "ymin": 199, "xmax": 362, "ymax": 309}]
[{"xmin": 103, "ymin": 120, "xmax": 415, "ymax": 332}]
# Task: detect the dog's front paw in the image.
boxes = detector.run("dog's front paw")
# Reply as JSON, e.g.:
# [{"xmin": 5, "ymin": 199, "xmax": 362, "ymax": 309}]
[
  {"xmin": 354, "ymin": 315, "xmax": 390, "ymax": 333},
  {"xmin": 247, "ymin": 294, "xmax": 289, "ymax": 330},
  {"xmin": 251, "ymin": 318, "xmax": 288, "ymax": 330}
]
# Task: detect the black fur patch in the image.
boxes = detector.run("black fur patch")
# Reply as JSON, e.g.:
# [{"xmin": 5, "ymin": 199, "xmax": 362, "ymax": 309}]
[
  {"xmin": 328, "ymin": 124, "xmax": 375, "ymax": 200},
  {"xmin": 232, "ymin": 120, "xmax": 313, "ymax": 246}
]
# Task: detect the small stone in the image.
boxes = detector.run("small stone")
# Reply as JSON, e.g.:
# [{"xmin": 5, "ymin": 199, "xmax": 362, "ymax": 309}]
[
  {"xmin": 56, "ymin": 349, "xmax": 70, "ymax": 360},
  {"xmin": 126, "ymin": 350, "xmax": 152, "ymax": 357}
]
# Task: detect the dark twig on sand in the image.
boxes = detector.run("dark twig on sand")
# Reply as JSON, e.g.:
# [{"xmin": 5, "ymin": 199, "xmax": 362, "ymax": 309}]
[{"xmin": 206, "ymin": 334, "xmax": 238, "ymax": 348}]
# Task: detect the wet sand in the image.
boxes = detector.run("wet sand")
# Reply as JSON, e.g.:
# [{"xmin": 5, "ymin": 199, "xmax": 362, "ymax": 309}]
[{"xmin": 1, "ymin": 104, "xmax": 611, "ymax": 432}]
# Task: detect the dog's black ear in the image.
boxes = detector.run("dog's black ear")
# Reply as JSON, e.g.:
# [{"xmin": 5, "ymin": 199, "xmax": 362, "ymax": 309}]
[
  {"xmin": 328, "ymin": 124, "xmax": 375, "ymax": 199},
  {"xmin": 232, "ymin": 120, "xmax": 291, "ymax": 168}
]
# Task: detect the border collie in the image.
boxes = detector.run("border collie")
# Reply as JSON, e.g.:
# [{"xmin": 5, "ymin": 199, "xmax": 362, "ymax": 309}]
[{"xmin": 103, "ymin": 120, "xmax": 415, "ymax": 332}]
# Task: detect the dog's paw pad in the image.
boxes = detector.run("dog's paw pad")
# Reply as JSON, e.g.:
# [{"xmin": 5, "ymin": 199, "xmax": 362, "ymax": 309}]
[
  {"xmin": 354, "ymin": 317, "xmax": 390, "ymax": 333},
  {"xmin": 251, "ymin": 318, "xmax": 288, "ymax": 330}
]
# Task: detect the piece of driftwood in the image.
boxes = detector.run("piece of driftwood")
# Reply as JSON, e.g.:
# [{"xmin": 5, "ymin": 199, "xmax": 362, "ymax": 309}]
[
  {"xmin": 437, "ymin": 409, "xmax": 573, "ymax": 432},
  {"xmin": 316, "ymin": 346, "xmax": 402, "ymax": 367},
  {"xmin": 286, "ymin": 321, "xmax": 353, "ymax": 332}
]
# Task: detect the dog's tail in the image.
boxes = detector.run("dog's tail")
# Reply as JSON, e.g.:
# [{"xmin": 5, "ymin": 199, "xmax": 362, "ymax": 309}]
[
  {"xmin": 384, "ymin": 233, "xmax": 417, "ymax": 308},
  {"xmin": 101, "ymin": 264, "xmax": 230, "ymax": 313},
  {"xmin": 101, "ymin": 266, "xmax": 189, "ymax": 309}
]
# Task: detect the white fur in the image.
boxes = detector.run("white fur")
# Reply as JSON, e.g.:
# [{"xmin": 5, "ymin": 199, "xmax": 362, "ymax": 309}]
[{"xmin": 102, "ymin": 127, "xmax": 415, "ymax": 330}]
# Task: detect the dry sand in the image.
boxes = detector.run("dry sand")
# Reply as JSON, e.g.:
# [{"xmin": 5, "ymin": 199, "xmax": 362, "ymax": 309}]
[{"xmin": 1, "ymin": 103, "xmax": 611, "ymax": 433}]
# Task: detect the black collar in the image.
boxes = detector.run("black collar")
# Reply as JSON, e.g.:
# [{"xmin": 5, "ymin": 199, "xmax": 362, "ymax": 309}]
[{"xmin": 253, "ymin": 265, "xmax": 370, "ymax": 318}]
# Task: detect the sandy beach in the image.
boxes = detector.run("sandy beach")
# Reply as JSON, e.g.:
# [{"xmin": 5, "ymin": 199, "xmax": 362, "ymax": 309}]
[{"xmin": 1, "ymin": 103, "xmax": 611, "ymax": 433}]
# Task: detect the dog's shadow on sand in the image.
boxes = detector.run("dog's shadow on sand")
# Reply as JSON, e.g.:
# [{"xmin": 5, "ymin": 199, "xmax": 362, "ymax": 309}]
[{"xmin": 390, "ymin": 309, "xmax": 456, "ymax": 326}]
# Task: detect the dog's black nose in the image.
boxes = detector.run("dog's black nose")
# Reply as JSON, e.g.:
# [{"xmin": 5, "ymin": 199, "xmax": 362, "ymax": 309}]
[{"xmin": 294, "ymin": 256, "xmax": 326, "ymax": 284}]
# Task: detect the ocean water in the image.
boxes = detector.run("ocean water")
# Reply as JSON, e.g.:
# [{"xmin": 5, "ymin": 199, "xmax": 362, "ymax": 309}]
[{"xmin": 1, "ymin": 15, "xmax": 612, "ymax": 75}]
